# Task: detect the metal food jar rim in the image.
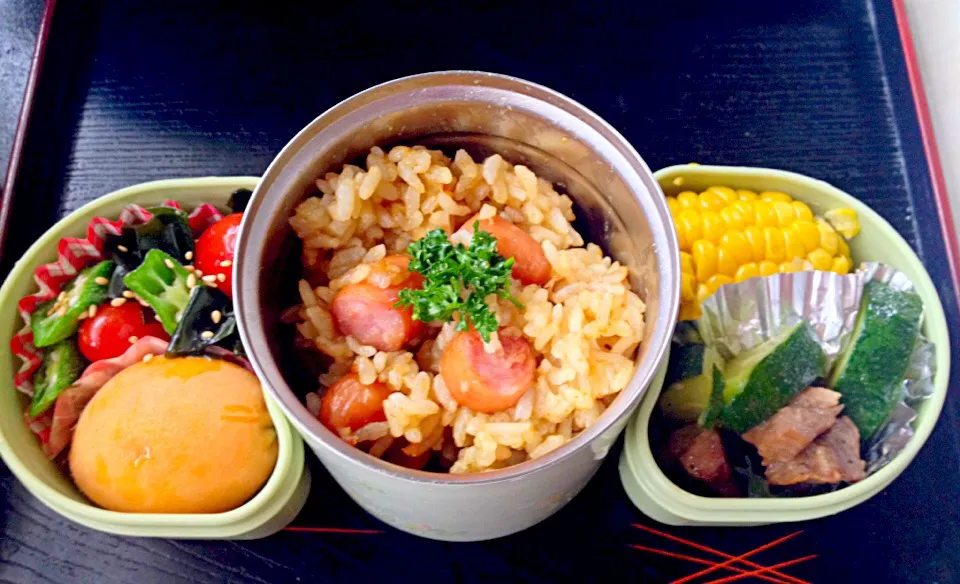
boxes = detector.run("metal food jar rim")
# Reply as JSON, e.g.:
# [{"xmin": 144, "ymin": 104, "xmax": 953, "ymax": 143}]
[{"xmin": 235, "ymin": 71, "xmax": 680, "ymax": 485}]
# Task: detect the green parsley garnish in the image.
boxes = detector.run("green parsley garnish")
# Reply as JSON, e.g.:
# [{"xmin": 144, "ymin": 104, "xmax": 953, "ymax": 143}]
[{"xmin": 396, "ymin": 224, "xmax": 521, "ymax": 342}]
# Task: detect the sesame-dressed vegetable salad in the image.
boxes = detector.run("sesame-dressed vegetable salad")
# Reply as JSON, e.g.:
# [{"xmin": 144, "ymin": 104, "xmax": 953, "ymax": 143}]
[{"xmin": 17, "ymin": 190, "xmax": 253, "ymax": 460}]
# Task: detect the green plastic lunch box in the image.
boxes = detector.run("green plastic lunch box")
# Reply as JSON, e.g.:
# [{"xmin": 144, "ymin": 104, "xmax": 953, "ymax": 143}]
[
  {"xmin": 619, "ymin": 165, "xmax": 951, "ymax": 526},
  {"xmin": 0, "ymin": 178, "xmax": 310, "ymax": 538}
]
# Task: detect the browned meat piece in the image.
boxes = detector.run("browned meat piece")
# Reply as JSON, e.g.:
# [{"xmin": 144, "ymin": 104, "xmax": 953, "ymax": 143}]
[
  {"xmin": 765, "ymin": 416, "xmax": 867, "ymax": 486},
  {"xmin": 668, "ymin": 424, "xmax": 739, "ymax": 496},
  {"xmin": 742, "ymin": 386, "xmax": 844, "ymax": 464}
]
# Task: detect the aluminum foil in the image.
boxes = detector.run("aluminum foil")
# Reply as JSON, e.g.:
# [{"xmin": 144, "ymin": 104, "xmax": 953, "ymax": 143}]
[{"xmin": 697, "ymin": 262, "xmax": 936, "ymax": 475}]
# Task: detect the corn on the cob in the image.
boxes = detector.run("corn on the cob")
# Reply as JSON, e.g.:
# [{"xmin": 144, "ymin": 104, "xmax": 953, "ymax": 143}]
[{"xmin": 670, "ymin": 186, "xmax": 859, "ymax": 321}]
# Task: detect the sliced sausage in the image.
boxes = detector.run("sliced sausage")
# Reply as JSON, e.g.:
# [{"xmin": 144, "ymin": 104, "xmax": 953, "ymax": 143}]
[
  {"xmin": 440, "ymin": 330, "xmax": 536, "ymax": 413},
  {"xmin": 458, "ymin": 215, "xmax": 551, "ymax": 286},
  {"xmin": 319, "ymin": 373, "xmax": 392, "ymax": 434},
  {"xmin": 331, "ymin": 255, "xmax": 424, "ymax": 352}
]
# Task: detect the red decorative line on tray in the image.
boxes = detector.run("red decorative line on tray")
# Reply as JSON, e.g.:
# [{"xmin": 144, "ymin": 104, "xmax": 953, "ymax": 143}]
[
  {"xmin": 283, "ymin": 526, "xmax": 384, "ymax": 534},
  {"xmin": 671, "ymin": 531, "xmax": 802, "ymax": 584},
  {"xmin": 703, "ymin": 556, "xmax": 817, "ymax": 584},
  {"xmin": 631, "ymin": 524, "xmax": 811, "ymax": 584},
  {"xmin": 11, "ymin": 201, "xmax": 222, "ymax": 445},
  {"xmin": 628, "ymin": 546, "xmax": 791, "ymax": 584}
]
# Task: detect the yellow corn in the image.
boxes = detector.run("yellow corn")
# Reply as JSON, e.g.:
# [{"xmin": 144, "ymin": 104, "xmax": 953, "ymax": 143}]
[
  {"xmin": 667, "ymin": 184, "xmax": 862, "ymax": 320},
  {"xmin": 824, "ymin": 208, "xmax": 861, "ymax": 238}
]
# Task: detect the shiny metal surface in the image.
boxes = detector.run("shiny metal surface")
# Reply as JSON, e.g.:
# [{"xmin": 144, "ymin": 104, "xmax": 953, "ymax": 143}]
[{"xmin": 234, "ymin": 71, "xmax": 679, "ymax": 539}]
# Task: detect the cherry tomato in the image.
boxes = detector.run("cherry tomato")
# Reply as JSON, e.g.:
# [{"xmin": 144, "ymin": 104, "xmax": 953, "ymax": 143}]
[
  {"xmin": 319, "ymin": 374, "xmax": 392, "ymax": 434},
  {"xmin": 458, "ymin": 214, "xmax": 551, "ymax": 286},
  {"xmin": 78, "ymin": 303, "xmax": 169, "ymax": 362},
  {"xmin": 331, "ymin": 255, "xmax": 425, "ymax": 352},
  {"xmin": 194, "ymin": 212, "xmax": 243, "ymax": 298},
  {"xmin": 440, "ymin": 330, "xmax": 536, "ymax": 413}
]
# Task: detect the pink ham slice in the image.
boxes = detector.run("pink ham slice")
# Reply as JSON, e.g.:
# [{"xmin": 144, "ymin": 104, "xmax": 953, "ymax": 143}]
[{"xmin": 39, "ymin": 336, "xmax": 168, "ymax": 459}]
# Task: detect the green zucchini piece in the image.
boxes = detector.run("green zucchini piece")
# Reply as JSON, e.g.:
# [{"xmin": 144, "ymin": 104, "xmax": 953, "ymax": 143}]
[
  {"xmin": 31, "ymin": 261, "xmax": 114, "ymax": 347},
  {"xmin": 699, "ymin": 365, "xmax": 726, "ymax": 429},
  {"xmin": 719, "ymin": 322, "xmax": 827, "ymax": 432},
  {"xmin": 828, "ymin": 281, "xmax": 923, "ymax": 440},
  {"xmin": 660, "ymin": 345, "xmax": 723, "ymax": 422},
  {"xmin": 30, "ymin": 339, "xmax": 83, "ymax": 417},
  {"xmin": 123, "ymin": 249, "xmax": 193, "ymax": 334}
]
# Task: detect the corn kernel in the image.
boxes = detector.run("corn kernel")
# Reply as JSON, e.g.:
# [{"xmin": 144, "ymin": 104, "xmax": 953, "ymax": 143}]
[
  {"xmin": 681, "ymin": 273, "xmax": 697, "ymax": 301},
  {"xmin": 817, "ymin": 220, "xmax": 840, "ymax": 256},
  {"xmin": 677, "ymin": 209, "xmax": 702, "ymax": 251},
  {"xmin": 760, "ymin": 191, "xmax": 793, "ymax": 203},
  {"xmin": 744, "ymin": 225, "xmax": 766, "ymax": 261},
  {"xmin": 759, "ymin": 260, "xmax": 780, "ymax": 276},
  {"xmin": 737, "ymin": 189, "xmax": 759, "ymax": 201},
  {"xmin": 667, "ymin": 197, "xmax": 681, "ymax": 218},
  {"xmin": 732, "ymin": 200, "xmax": 755, "ymax": 225},
  {"xmin": 701, "ymin": 211, "xmax": 726, "ymax": 242},
  {"xmin": 763, "ymin": 227, "xmax": 786, "ymax": 262},
  {"xmin": 720, "ymin": 206, "xmax": 747, "ymax": 231},
  {"xmin": 824, "ymin": 208, "xmax": 861, "ymax": 238},
  {"xmin": 782, "ymin": 227, "xmax": 807, "ymax": 260},
  {"xmin": 677, "ymin": 191, "xmax": 700, "ymax": 210},
  {"xmin": 716, "ymin": 246, "xmax": 738, "ymax": 277},
  {"xmin": 779, "ymin": 259, "xmax": 803, "ymax": 273},
  {"xmin": 679, "ymin": 303, "xmax": 702, "ymax": 322},
  {"xmin": 791, "ymin": 219, "xmax": 821, "ymax": 252},
  {"xmin": 698, "ymin": 190, "xmax": 725, "ymax": 212},
  {"xmin": 734, "ymin": 262, "xmax": 760, "ymax": 282},
  {"xmin": 753, "ymin": 200, "xmax": 778, "ymax": 227},
  {"xmin": 696, "ymin": 283, "xmax": 712, "ymax": 306},
  {"xmin": 693, "ymin": 239, "xmax": 718, "ymax": 282},
  {"xmin": 680, "ymin": 251, "xmax": 695, "ymax": 274},
  {"xmin": 801, "ymin": 259, "xmax": 815, "ymax": 271},
  {"xmin": 838, "ymin": 236, "xmax": 851, "ymax": 259},
  {"xmin": 773, "ymin": 201, "xmax": 796, "ymax": 226},
  {"xmin": 792, "ymin": 200, "xmax": 814, "ymax": 222},
  {"xmin": 705, "ymin": 274, "xmax": 734, "ymax": 293},
  {"xmin": 719, "ymin": 230, "xmax": 752, "ymax": 264},
  {"xmin": 707, "ymin": 186, "xmax": 738, "ymax": 205},
  {"xmin": 808, "ymin": 248, "xmax": 834, "ymax": 271},
  {"xmin": 832, "ymin": 255, "xmax": 852, "ymax": 275}
]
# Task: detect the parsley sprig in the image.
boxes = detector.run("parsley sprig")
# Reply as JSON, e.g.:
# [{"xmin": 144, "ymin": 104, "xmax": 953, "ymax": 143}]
[{"xmin": 396, "ymin": 224, "xmax": 521, "ymax": 342}]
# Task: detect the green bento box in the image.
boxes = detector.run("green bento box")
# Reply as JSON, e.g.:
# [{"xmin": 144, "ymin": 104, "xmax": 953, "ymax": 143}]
[
  {"xmin": 0, "ymin": 178, "xmax": 310, "ymax": 538},
  {"xmin": 619, "ymin": 165, "xmax": 951, "ymax": 526}
]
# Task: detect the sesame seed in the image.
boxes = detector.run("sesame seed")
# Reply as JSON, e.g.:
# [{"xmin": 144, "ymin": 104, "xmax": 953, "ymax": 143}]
[
  {"xmin": 184, "ymin": 264, "xmax": 195, "ymax": 271},
  {"xmin": 139, "ymin": 299, "xmax": 150, "ymax": 307},
  {"xmin": 128, "ymin": 335, "xmax": 138, "ymax": 343},
  {"xmin": 122, "ymin": 290, "xmax": 135, "ymax": 298},
  {"xmin": 216, "ymin": 273, "xmax": 226, "ymax": 282},
  {"xmin": 94, "ymin": 276, "xmax": 109, "ymax": 285},
  {"xmin": 163, "ymin": 258, "xmax": 175, "ymax": 269},
  {"xmin": 211, "ymin": 310, "xmax": 222, "ymax": 324},
  {"xmin": 185, "ymin": 251, "xmax": 194, "ymax": 261},
  {"xmin": 219, "ymin": 260, "xmax": 232, "ymax": 268},
  {"xmin": 187, "ymin": 274, "xmax": 197, "ymax": 288},
  {"xmin": 207, "ymin": 282, "xmax": 218, "ymax": 288},
  {"xmin": 175, "ymin": 310, "xmax": 182, "ymax": 322},
  {"xmin": 110, "ymin": 298, "xmax": 126, "ymax": 307},
  {"xmin": 56, "ymin": 306, "xmax": 68, "ymax": 317},
  {"xmin": 194, "ymin": 269, "xmax": 203, "ymax": 277},
  {"xmin": 672, "ymin": 177, "xmax": 684, "ymax": 186},
  {"xmin": 77, "ymin": 311, "xmax": 87, "ymax": 320},
  {"xmin": 142, "ymin": 353, "xmax": 153, "ymax": 363},
  {"xmin": 88, "ymin": 305, "xmax": 97, "ymax": 318},
  {"xmin": 57, "ymin": 291, "xmax": 66, "ymax": 301},
  {"xmin": 200, "ymin": 331, "xmax": 215, "ymax": 340},
  {"xmin": 117, "ymin": 245, "xmax": 129, "ymax": 252},
  {"xmin": 202, "ymin": 275, "xmax": 217, "ymax": 283}
]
